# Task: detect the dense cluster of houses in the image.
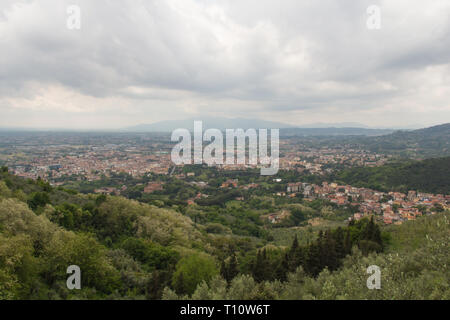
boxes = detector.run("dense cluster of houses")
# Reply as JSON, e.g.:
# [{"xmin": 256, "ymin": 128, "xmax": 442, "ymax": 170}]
[
  {"xmin": 287, "ymin": 181, "xmax": 449, "ymax": 224},
  {"xmin": 280, "ymin": 144, "xmax": 390, "ymax": 175},
  {"xmin": 11, "ymin": 145, "xmax": 172, "ymax": 183}
]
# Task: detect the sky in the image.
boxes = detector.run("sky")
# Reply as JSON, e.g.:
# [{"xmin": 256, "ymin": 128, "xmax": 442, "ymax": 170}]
[{"xmin": 1, "ymin": 0, "xmax": 450, "ymax": 129}]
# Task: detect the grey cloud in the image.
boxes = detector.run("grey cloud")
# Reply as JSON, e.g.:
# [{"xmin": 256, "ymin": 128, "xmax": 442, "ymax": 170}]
[{"xmin": 0, "ymin": 0, "xmax": 449, "ymax": 128}]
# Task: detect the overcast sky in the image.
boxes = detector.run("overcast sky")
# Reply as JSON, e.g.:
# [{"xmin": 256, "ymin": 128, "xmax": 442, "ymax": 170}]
[{"xmin": 1, "ymin": 0, "xmax": 449, "ymax": 129}]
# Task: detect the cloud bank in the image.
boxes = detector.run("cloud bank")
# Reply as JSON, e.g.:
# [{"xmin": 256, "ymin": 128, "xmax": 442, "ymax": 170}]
[{"xmin": 1, "ymin": 0, "xmax": 449, "ymax": 129}]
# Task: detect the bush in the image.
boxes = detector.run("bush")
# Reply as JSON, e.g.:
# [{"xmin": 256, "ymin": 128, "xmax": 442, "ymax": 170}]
[{"xmin": 172, "ymin": 253, "xmax": 219, "ymax": 295}]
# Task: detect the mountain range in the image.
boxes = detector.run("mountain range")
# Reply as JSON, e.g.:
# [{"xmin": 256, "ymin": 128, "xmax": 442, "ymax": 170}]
[
  {"xmin": 124, "ymin": 117, "xmax": 396, "ymax": 135},
  {"xmin": 358, "ymin": 123, "xmax": 450, "ymax": 158},
  {"xmin": 124, "ymin": 117, "xmax": 292, "ymax": 132}
]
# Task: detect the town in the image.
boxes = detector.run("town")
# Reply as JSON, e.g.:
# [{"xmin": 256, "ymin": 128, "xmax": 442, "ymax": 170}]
[
  {"xmin": 1, "ymin": 131, "xmax": 447, "ymax": 227},
  {"xmin": 1, "ymin": 132, "xmax": 390, "ymax": 183},
  {"xmin": 285, "ymin": 181, "xmax": 449, "ymax": 225}
]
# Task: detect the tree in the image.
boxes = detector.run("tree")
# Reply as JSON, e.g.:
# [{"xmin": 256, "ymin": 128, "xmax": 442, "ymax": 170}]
[
  {"xmin": 291, "ymin": 234, "xmax": 299, "ymax": 251},
  {"xmin": 172, "ymin": 253, "xmax": 218, "ymax": 295},
  {"xmin": 27, "ymin": 192, "xmax": 50, "ymax": 211},
  {"xmin": 305, "ymin": 243, "xmax": 321, "ymax": 276},
  {"xmin": 221, "ymin": 252, "xmax": 239, "ymax": 282},
  {"xmin": 252, "ymin": 250, "xmax": 265, "ymax": 282},
  {"xmin": 363, "ymin": 216, "xmax": 382, "ymax": 246},
  {"xmin": 323, "ymin": 230, "xmax": 338, "ymax": 270},
  {"xmin": 290, "ymin": 208, "xmax": 305, "ymax": 225},
  {"xmin": 334, "ymin": 227, "xmax": 346, "ymax": 259},
  {"xmin": 344, "ymin": 229, "xmax": 352, "ymax": 255},
  {"xmin": 287, "ymin": 235, "xmax": 304, "ymax": 272},
  {"xmin": 41, "ymin": 231, "xmax": 121, "ymax": 294}
]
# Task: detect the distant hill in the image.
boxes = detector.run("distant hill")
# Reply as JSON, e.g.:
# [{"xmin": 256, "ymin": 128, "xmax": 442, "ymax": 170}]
[
  {"xmin": 124, "ymin": 117, "xmax": 293, "ymax": 132},
  {"xmin": 359, "ymin": 123, "xmax": 450, "ymax": 158},
  {"xmin": 297, "ymin": 122, "xmax": 370, "ymax": 128},
  {"xmin": 280, "ymin": 127, "xmax": 394, "ymax": 136},
  {"xmin": 124, "ymin": 117, "xmax": 397, "ymax": 136},
  {"xmin": 333, "ymin": 156, "xmax": 450, "ymax": 194}
]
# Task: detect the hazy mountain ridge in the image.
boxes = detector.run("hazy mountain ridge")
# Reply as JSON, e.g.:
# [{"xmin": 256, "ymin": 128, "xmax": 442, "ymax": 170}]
[
  {"xmin": 280, "ymin": 127, "xmax": 395, "ymax": 136},
  {"xmin": 124, "ymin": 118, "xmax": 294, "ymax": 132},
  {"xmin": 333, "ymin": 156, "xmax": 450, "ymax": 194},
  {"xmin": 124, "ymin": 117, "xmax": 397, "ymax": 136},
  {"xmin": 359, "ymin": 123, "xmax": 450, "ymax": 158}
]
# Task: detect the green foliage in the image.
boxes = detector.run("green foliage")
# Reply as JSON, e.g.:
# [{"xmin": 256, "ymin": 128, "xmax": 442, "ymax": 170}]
[
  {"xmin": 0, "ymin": 198, "xmax": 122, "ymax": 298},
  {"xmin": 120, "ymin": 237, "xmax": 179, "ymax": 271},
  {"xmin": 248, "ymin": 217, "xmax": 383, "ymax": 281},
  {"xmin": 0, "ymin": 234, "xmax": 39, "ymax": 299},
  {"xmin": 1, "ymin": 168, "xmax": 448, "ymax": 300},
  {"xmin": 0, "ymin": 172, "xmax": 207, "ymax": 299},
  {"xmin": 27, "ymin": 192, "xmax": 51, "ymax": 211},
  {"xmin": 220, "ymin": 252, "xmax": 239, "ymax": 282},
  {"xmin": 290, "ymin": 207, "xmax": 306, "ymax": 225},
  {"xmin": 172, "ymin": 253, "xmax": 219, "ymax": 295},
  {"xmin": 353, "ymin": 123, "xmax": 450, "ymax": 158},
  {"xmin": 41, "ymin": 232, "xmax": 121, "ymax": 294},
  {"xmin": 334, "ymin": 157, "xmax": 450, "ymax": 194},
  {"xmin": 165, "ymin": 212, "xmax": 450, "ymax": 300},
  {"xmin": 0, "ymin": 181, "xmax": 12, "ymax": 199}
]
